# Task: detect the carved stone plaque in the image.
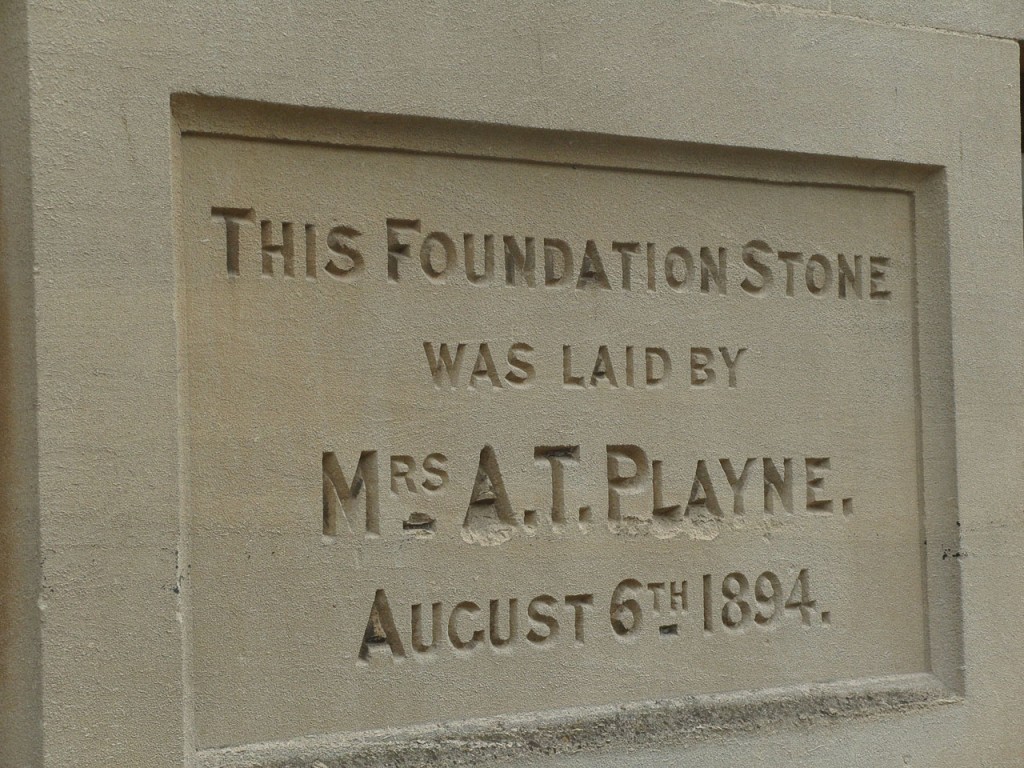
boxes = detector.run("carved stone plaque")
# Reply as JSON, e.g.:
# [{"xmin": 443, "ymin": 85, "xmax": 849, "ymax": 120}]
[{"xmin": 178, "ymin": 103, "xmax": 952, "ymax": 752}]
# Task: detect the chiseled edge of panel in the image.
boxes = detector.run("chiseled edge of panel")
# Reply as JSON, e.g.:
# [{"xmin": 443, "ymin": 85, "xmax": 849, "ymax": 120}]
[
  {"xmin": 195, "ymin": 674, "xmax": 956, "ymax": 768},
  {"xmin": 172, "ymin": 95, "xmax": 963, "ymax": 765},
  {"xmin": 171, "ymin": 95, "xmax": 938, "ymax": 193}
]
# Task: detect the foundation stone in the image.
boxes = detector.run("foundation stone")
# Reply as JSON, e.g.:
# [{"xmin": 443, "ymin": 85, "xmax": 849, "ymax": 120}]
[{"xmin": 1, "ymin": 2, "xmax": 1022, "ymax": 766}]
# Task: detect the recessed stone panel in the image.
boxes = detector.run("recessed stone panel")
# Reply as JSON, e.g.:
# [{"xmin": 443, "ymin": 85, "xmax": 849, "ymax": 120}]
[{"xmin": 178, "ymin": 106, "xmax": 944, "ymax": 750}]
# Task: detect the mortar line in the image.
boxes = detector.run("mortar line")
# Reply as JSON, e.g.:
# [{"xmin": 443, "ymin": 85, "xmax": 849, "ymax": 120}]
[{"xmin": 713, "ymin": 0, "xmax": 1023, "ymax": 42}]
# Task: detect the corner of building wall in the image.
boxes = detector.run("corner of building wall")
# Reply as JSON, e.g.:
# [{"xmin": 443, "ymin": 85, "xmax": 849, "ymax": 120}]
[{"xmin": 0, "ymin": 1, "xmax": 43, "ymax": 765}]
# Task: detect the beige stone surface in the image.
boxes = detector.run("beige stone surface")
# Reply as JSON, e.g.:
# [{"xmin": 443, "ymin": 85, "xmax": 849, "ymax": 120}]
[{"xmin": 1, "ymin": 1, "xmax": 1022, "ymax": 766}]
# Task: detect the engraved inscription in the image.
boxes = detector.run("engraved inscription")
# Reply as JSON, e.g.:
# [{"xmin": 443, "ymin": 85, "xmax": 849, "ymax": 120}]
[
  {"xmin": 357, "ymin": 567, "xmax": 826, "ymax": 662},
  {"xmin": 182, "ymin": 117, "xmax": 931, "ymax": 750},
  {"xmin": 212, "ymin": 209, "xmax": 893, "ymax": 300},
  {"xmin": 321, "ymin": 447, "xmax": 853, "ymax": 544}
]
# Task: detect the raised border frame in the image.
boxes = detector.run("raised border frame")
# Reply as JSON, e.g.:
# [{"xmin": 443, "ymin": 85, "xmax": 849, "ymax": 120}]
[{"xmin": 172, "ymin": 95, "xmax": 961, "ymax": 767}]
